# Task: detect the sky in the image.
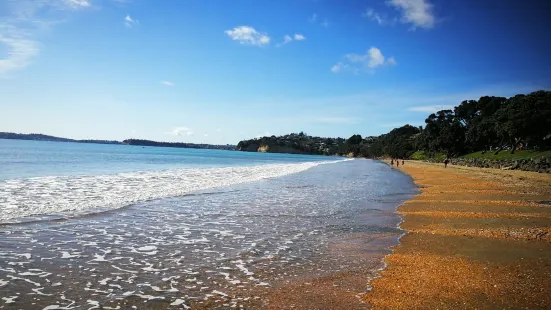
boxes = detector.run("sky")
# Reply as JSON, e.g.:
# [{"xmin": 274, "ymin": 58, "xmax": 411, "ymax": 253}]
[{"xmin": 1, "ymin": 0, "xmax": 550, "ymax": 144}]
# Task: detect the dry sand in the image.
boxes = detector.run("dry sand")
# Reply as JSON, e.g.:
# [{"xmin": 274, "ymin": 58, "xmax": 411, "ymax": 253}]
[{"xmin": 364, "ymin": 161, "xmax": 551, "ymax": 309}]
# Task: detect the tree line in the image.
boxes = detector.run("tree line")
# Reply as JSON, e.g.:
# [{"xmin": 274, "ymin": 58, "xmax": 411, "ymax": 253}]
[{"xmin": 237, "ymin": 90, "xmax": 551, "ymax": 158}]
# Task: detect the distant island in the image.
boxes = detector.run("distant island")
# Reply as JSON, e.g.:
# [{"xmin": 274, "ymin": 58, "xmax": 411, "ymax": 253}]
[
  {"xmin": 0, "ymin": 132, "xmax": 120, "ymax": 145},
  {"xmin": 122, "ymin": 139, "xmax": 235, "ymax": 150},
  {"xmin": 0, "ymin": 132, "xmax": 236, "ymax": 151}
]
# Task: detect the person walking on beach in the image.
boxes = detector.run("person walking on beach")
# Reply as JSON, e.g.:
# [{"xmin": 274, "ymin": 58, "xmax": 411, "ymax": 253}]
[
  {"xmin": 402, "ymin": 159, "xmax": 405, "ymax": 166},
  {"xmin": 396, "ymin": 159, "xmax": 400, "ymax": 167},
  {"xmin": 391, "ymin": 159, "xmax": 394, "ymax": 167},
  {"xmin": 444, "ymin": 158, "xmax": 449, "ymax": 168}
]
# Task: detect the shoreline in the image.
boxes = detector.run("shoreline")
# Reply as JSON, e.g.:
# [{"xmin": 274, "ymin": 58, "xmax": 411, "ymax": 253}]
[{"xmin": 365, "ymin": 161, "xmax": 551, "ymax": 309}]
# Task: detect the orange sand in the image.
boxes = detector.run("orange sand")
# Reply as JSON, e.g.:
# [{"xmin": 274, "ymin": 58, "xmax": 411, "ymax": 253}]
[{"xmin": 364, "ymin": 161, "xmax": 551, "ymax": 309}]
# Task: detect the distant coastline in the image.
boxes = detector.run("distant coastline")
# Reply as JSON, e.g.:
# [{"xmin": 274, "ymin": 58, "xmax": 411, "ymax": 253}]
[{"xmin": 0, "ymin": 132, "xmax": 236, "ymax": 151}]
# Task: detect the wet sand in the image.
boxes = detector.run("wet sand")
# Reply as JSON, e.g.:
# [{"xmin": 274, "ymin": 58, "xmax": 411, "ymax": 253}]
[{"xmin": 365, "ymin": 161, "xmax": 551, "ymax": 309}]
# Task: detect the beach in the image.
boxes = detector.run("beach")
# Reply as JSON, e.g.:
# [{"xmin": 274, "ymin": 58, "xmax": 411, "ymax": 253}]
[
  {"xmin": 365, "ymin": 161, "xmax": 551, "ymax": 309},
  {"xmin": 0, "ymin": 140, "xmax": 416, "ymax": 309}
]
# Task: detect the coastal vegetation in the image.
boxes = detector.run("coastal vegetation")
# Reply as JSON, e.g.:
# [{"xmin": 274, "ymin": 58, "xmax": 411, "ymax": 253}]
[{"xmin": 237, "ymin": 90, "xmax": 551, "ymax": 159}]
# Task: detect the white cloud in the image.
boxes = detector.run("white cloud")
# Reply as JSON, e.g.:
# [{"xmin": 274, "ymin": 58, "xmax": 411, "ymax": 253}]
[
  {"xmin": 169, "ymin": 127, "xmax": 194, "ymax": 136},
  {"xmin": 332, "ymin": 47, "xmax": 396, "ymax": 74},
  {"xmin": 283, "ymin": 35, "xmax": 293, "ymax": 43},
  {"xmin": 309, "ymin": 13, "xmax": 329, "ymax": 28},
  {"xmin": 364, "ymin": 8, "xmax": 385, "ymax": 25},
  {"xmin": 160, "ymin": 81, "xmax": 173, "ymax": 86},
  {"xmin": 277, "ymin": 33, "xmax": 306, "ymax": 47},
  {"xmin": 224, "ymin": 26, "xmax": 270, "ymax": 46},
  {"xmin": 65, "ymin": 0, "xmax": 91, "ymax": 8},
  {"xmin": 330, "ymin": 64, "xmax": 341, "ymax": 73},
  {"xmin": 388, "ymin": 0, "xmax": 436, "ymax": 29},
  {"xmin": 408, "ymin": 105, "xmax": 453, "ymax": 113},
  {"xmin": 363, "ymin": 8, "xmax": 398, "ymax": 26},
  {"xmin": 0, "ymin": 0, "xmax": 94, "ymax": 74},
  {"xmin": 124, "ymin": 14, "xmax": 138, "ymax": 28},
  {"xmin": 0, "ymin": 26, "xmax": 39, "ymax": 74},
  {"xmin": 203, "ymin": 133, "xmax": 209, "ymax": 137}
]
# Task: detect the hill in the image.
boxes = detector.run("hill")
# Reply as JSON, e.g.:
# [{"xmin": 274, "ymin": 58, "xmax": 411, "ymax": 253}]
[{"xmin": 0, "ymin": 132, "xmax": 235, "ymax": 150}]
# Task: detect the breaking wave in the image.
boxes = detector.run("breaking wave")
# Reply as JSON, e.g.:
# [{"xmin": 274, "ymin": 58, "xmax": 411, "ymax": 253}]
[{"xmin": 0, "ymin": 159, "xmax": 349, "ymax": 223}]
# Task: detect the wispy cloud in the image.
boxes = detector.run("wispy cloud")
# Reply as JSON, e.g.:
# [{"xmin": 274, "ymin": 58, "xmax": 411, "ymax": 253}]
[
  {"xmin": 225, "ymin": 26, "xmax": 270, "ymax": 46},
  {"xmin": 160, "ymin": 81, "xmax": 173, "ymax": 86},
  {"xmin": 168, "ymin": 127, "xmax": 194, "ymax": 136},
  {"xmin": 124, "ymin": 14, "xmax": 138, "ymax": 28},
  {"xmin": 65, "ymin": 0, "xmax": 91, "ymax": 8},
  {"xmin": 0, "ymin": 25, "xmax": 39, "ymax": 74},
  {"xmin": 332, "ymin": 47, "xmax": 396, "ymax": 74},
  {"xmin": 408, "ymin": 105, "xmax": 453, "ymax": 113},
  {"xmin": 0, "ymin": 0, "xmax": 93, "ymax": 75},
  {"xmin": 309, "ymin": 13, "xmax": 329, "ymax": 28},
  {"xmin": 363, "ymin": 8, "xmax": 397, "ymax": 26},
  {"xmin": 276, "ymin": 33, "xmax": 306, "ymax": 47},
  {"xmin": 388, "ymin": 0, "xmax": 436, "ymax": 29},
  {"xmin": 364, "ymin": 8, "xmax": 385, "ymax": 25}
]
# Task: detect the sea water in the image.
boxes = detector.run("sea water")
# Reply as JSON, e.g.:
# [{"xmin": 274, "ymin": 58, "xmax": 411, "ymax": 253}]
[{"xmin": 0, "ymin": 139, "xmax": 416, "ymax": 309}]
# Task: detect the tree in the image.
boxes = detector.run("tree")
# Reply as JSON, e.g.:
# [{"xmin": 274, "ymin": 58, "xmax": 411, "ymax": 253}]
[
  {"xmin": 422, "ymin": 110, "xmax": 466, "ymax": 157},
  {"xmin": 494, "ymin": 91, "xmax": 551, "ymax": 153}
]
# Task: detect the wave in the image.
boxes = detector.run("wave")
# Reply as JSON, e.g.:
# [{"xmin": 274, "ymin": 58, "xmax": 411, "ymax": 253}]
[{"xmin": 0, "ymin": 159, "xmax": 349, "ymax": 223}]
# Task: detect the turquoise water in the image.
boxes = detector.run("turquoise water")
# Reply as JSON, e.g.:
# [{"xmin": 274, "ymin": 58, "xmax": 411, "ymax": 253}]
[
  {"xmin": 0, "ymin": 138, "xmax": 416, "ymax": 309},
  {"xmin": 0, "ymin": 139, "xmax": 335, "ymax": 180}
]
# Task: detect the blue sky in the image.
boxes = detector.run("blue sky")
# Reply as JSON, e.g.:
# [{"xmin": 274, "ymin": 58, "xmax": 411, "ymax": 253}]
[{"xmin": 1, "ymin": 0, "xmax": 550, "ymax": 144}]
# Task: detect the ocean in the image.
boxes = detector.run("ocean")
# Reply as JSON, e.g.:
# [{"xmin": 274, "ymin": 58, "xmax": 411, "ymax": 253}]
[{"xmin": 0, "ymin": 139, "xmax": 416, "ymax": 309}]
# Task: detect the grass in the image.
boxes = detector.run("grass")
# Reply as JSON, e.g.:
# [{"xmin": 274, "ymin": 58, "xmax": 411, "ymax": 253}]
[
  {"xmin": 462, "ymin": 150, "xmax": 551, "ymax": 160},
  {"xmin": 410, "ymin": 151, "xmax": 446, "ymax": 160}
]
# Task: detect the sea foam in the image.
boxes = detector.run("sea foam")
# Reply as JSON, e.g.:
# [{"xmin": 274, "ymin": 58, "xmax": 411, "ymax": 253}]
[{"xmin": 0, "ymin": 159, "xmax": 347, "ymax": 222}]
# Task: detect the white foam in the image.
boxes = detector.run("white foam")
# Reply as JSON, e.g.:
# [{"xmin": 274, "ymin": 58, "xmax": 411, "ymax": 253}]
[
  {"xmin": 16, "ymin": 253, "xmax": 32, "ymax": 259},
  {"xmin": 2, "ymin": 296, "xmax": 17, "ymax": 304},
  {"xmin": 0, "ymin": 159, "xmax": 348, "ymax": 222},
  {"xmin": 170, "ymin": 299, "xmax": 190, "ymax": 308},
  {"xmin": 137, "ymin": 246, "xmax": 156, "ymax": 252},
  {"xmin": 7, "ymin": 275, "xmax": 41, "ymax": 287},
  {"xmin": 60, "ymin": 252, "xmax": 80, "ymax": 259}
]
